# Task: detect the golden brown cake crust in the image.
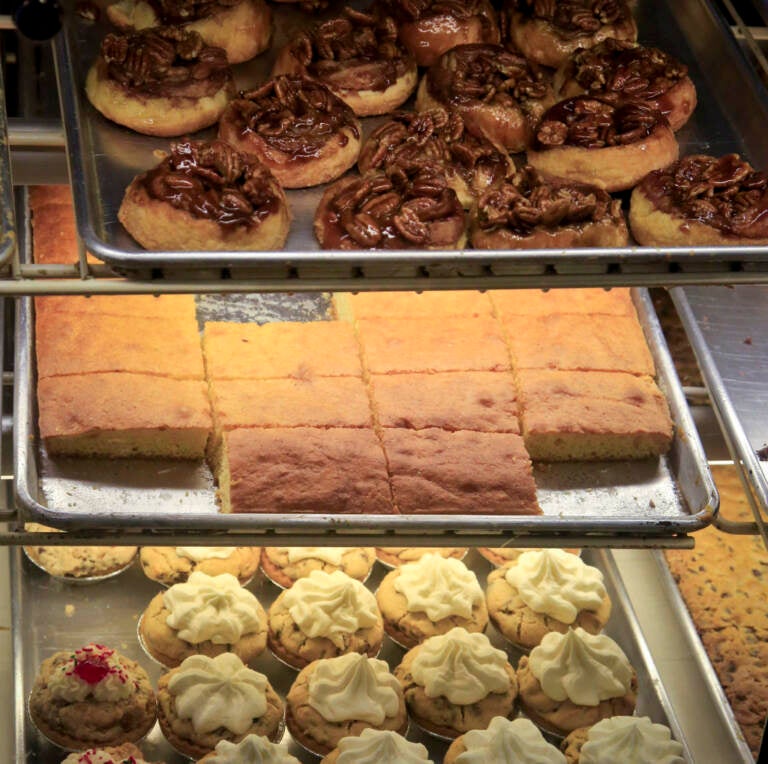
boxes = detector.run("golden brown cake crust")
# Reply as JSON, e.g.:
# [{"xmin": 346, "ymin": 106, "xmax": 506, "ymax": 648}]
[
  {"xmin": 139, "ymin": 546, "xmax": 261, "ymax": 587},
  {"xmin": 489, "ymin": 288, "xmax": 635, "ymax": 319},
  {"xmin": 260, "ymin": 547, "xmax": 376, "ymax": 588},
  {"xmin": 35, "ymin": 294, "xmax": 196, "ymax": 322},
  {"xmin": 335, "ymin": 290, "xmax": 493, "ymax": 320}
]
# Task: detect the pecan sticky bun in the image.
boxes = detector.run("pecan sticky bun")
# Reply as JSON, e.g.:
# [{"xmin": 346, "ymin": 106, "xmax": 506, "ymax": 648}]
[
  {"xmin": 555, "ymin": 39, "xmax": 697, "ymax": 131},
  {"xmin": 271, "ymin": 8, "xmax": 418, "ymax": 117},
  {"xmin": 106, "ymin": 0, "xmax": 271, "ymax": 64},
  {"xmin": 373, "ymin": 0, "xmax": 500, "ymax": 67},
  {"xmin": 314, "ymin": 166, "xmax": 466, "ymax": 250},
  {"xmin": 118, "ymin": 139, "xmax": 291, "ymax": 251},
  {"xmin": 504, "ymin": 0, "xmax": 637, "ymax": 68},
  {"xmin": 630, "ymin": 154, "xmax": 768, "ymax": 246},
  {"xmin": 416, "ymin": 44, "xmax": 555, "ymax": 153},
  {"xmin": 85, "ymin": 27, "xmax": 235, "ymax": 137},
  {"xmin": 471, "ymin": 165, "xmax": 628, "ymax": 249},
  {"xmin": 528, "ymin": 96, "xmax": 678, "ymax": 192},
  {"xmin": 358, "ymin": 107, "xmax": 512, "ymax": 208},
  {"xmin": 219, "ymin": 76, "xmax": 362, "ymax": 189}
]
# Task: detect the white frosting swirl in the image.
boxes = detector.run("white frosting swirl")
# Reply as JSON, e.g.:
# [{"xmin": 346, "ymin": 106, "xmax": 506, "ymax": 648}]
[
  {"xmin": 61, "ymin": 751, "xmax": 150, "ymax": 764},
  {"xmin": 175, "ymin": 546, "xmax": 235, "ymax": 562},
  {"xmin": 47, "ymin": 644, "xmax": 137, "ymax": 703},
  {"xmin": 528, "ymin": 628, "xmax": 634, "ymax": 706},
  {"xmin": 504, "ymin": 550, "xmax": 607, "ymax": 623},
  {"xmin": 336, "ymin": 729, "xmax": 432, "ymax": 763},
  {"xmin": 168, "ymin": 653, "xmax": 268, "ymax": 735},
  {"xmin": 455, "ymin": 717, "xmax": 566, "ymax": 763},
  {"xmin": 308, "ymin": 653, "xmax": 402, "ymax": 724},
  {"xmin": 580, "ymin": 716, "xmax": 685, "ymax": 764},
  {"xmin": 207, "ymin": 733, "xmax": 300, "ymax": 764},
  {"xmin": 394, "ymin": 553, "xmax": 483, "ymax": 621},
  {"xmin": 285, "ymin": 547, "xmax": 348, "ymax": 565},
  {"xmin": 163, "ymin": 571, "xmax": 262, "ymax": 644},
  {"xmin": 281, "ymin": 569, "xmax": 379, "ymax": 647},
  {"xmin": 410, "ymin": 628, "xmax": 511, "ymax": 705}
]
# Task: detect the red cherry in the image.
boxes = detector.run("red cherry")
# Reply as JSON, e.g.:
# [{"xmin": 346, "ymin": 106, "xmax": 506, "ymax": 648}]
[{"xmin": 73, "ymin": 657, "xmax": 110, "ymax": 685}]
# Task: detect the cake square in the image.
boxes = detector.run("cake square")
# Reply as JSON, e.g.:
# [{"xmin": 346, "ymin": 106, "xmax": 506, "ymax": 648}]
[
  {"xmin": 203, "ymin": 321, "xmax": 363, "ymax": 380},
  {"xmin": 38, "ymin": 373, "xmax": 212, "ymax": 458},
  {"xmin": 35, "ymin": 294, "xmax": 197, "ymax": 322},
  {"xmin": 31, "ymin": 201, "xmax": 99, "ymax": 266},
  {"xmin": 502, "ymin": 313, "xmax": 655, "ymax": 375},
  {"xmin": 516, "ymin": 368, "xmax": 673, "ymax": 461},
  {"xmin": 357, "ymin": 317, "xmax": 510, "ymax": 375},
  {"xmin": 334, "ymin": 291, "xmax": 493, "ymax": 320},
  {"xmin": 370, "ymin": 371, "xmax": 520, "ymax": 433},
  {"xmin": 382, "ymin": 428, "xmax": 540, "ymax": 515},
  {"xmin": 29, "ymin": 185, "xmax": 73, "ymax": 209},
  {"xmin": 219, "ymin": 427, "xmax": 394, "ymax": 514},
  {"xmin": 490, "ymin": 288, "xmax": 637, "ymax": 318},
  {"xmin": 35, "ymin": 312, "xmax": 205, "ymax": 380}
]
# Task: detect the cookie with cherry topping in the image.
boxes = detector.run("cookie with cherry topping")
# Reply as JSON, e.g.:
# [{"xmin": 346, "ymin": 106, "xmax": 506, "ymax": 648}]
[
  {"xmin": 555, "ymin": 39, "xmax": 696, "ymax": 132},
  {"xmin": 314, "ymin": 166, "xmax": 466, "ymax": 250},
  {"xmin": 503, "ymin": 0, "xmax": 637, "ymax": 68},
  {"xmin": 358, "ymin": 108, "xmax": 511, "ymax": 208},
  {"xmin": 86, "ymin": 27, "xmax": 235, "ymax": 137},
  {"xmin": 118, "ymin": 139, "xmax": 290, "ymax": 252},
  {"xmin": 416, "ymin": 44, "xmax": 555, "ymax": 153},
  {"xmin": 219, "ymin": 76, "xmax": 361, "ymax": 189},
  {"xmin": 527, "ymin": 96, "xmax": 678, "ymax": 192},
  {"xmin": 629, "ymin": 154, "xmax": 768, "ymax": 246},
  {"xmin": 106, "ymin": 0, "xmax": 271, "ymax": 64},
  {"xmin": 470, "ymin": 165, "xmax": 628, "ymax": 249},
  {"xmin": 272, "ymin": 8, "xmax": 417, "ymax": 117}
]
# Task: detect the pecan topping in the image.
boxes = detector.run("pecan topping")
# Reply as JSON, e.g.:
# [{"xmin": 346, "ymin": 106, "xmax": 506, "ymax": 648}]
[
  {"xmin": 141, "ymin": 140, "xmax": 281, "ymax": 228},
  {"xmin": 640, "ymin": 154, "xmax": 768, "ymax": 238},
  {"xmin": 533, "ymin": 96, "xmax": 665, "ymax": 149},
  {"xmin": 512, "ymin": 0, "xmax": 631, "ymax": 34},
  {"xmin": 476, "ymin": 165, "xmax": 621, "ymax": 234},
  {"xmin": 148, "ymin": 0, "xmax": 242, "ymax": 24},
  {"xmin": 100, "ymin": 27, "xmax": 230, "ymax": 98},
  {"xmin": 376, "ymin": 0, "xmax": 495, "ymax": 24}
]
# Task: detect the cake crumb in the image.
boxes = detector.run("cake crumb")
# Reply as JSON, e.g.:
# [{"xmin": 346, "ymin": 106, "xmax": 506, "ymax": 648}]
[{"xmin": 64, "ymin": 604, "xmax": 75, "ymax": 618}]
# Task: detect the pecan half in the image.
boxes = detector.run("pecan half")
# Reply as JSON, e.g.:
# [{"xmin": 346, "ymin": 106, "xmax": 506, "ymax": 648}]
[{"xmin": 512, "ymin": 0, "xmax": 630, "ymax": 34}]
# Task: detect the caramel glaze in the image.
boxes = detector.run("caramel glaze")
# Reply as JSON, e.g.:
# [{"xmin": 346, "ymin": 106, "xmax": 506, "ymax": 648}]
[
  {"xmin": 508, "ymin": 0, "xmax": 634, "ymax": 38},
  {"xmin": 147, "ymin": 0, "xmax": 242, "ymax": 24},
  {"xmin": 226, "ymin": 76, "xmax": 359, "ymax": 162},
  {"xmin": 640, "ymin": 154, "xmax": 768, "ymax": 238},
  {"xmin": 141, "ymin": 140, "xmax": 281, "ymax": 229}
]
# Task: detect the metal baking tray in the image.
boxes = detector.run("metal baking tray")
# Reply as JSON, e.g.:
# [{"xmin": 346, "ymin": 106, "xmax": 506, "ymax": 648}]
[
  {"xmin": 0, "ymin": 61, "xmax": 17, "ymax": 272},
  {"xmin": 11, "ymin": 547, "xmax": 693, "ymax": 762},
  {"xmin": 52, "ymin": 0, "xmax": 768, "ymax": 281}
]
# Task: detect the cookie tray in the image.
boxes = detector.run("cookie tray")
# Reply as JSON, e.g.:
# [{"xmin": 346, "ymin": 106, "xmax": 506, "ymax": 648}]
[
  {"xmin": 52, "ymin": 0, "xmax": 768, "ymax": 283},
  {"xmin": 12, "ymin": 547, "xmax": 696, "ymax": 762}
]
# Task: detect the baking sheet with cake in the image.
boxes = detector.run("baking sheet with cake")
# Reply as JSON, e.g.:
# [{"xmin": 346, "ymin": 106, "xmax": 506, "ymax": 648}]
[
  {"xmin": 53, "ymin": 0, "xmax": 768, "ymax": 278},
  {"xmin": 11, "ymin": 547, "xmax": 696, "ymax": 762}
]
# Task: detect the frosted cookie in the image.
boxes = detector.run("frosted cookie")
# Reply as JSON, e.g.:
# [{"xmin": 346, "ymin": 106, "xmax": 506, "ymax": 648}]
[
  {"xmin": 29, "ymin": 644, "xmax": 156, "ymax": 750},
  {"xmin": 139, "ymin": 546, "xmax": 260, "ymax": 587},
  {"xmin": 486, "ymin": 550, "xmax": 611, "ymax": 650},
  {"xmin": 478, "ymin": 547, "xmax": 580, "ymax": 567},
  {"xmin": 267, "ymin": 569, "xmax": 383, "ymax": 668},
  {"xmin": 320, "ymin": 728, "xmax": 433, "ymax": 763},
  {"xmin": 394, "ymin": 627, "xmax": 518, "ymax": 738},
  {"xmin": 60, "ymin": 744, "xmax": 157, "ymax": 763},
  {"xmin": 157, "ymin": 653, "xmax": 284, "ymax": 758},
  {"xmin": 197, "ymin": 733, "xmax": 300, "ymax": 762},
  {"xmin": 139, "ymin": 571, "xmax": 267, "ymax": 667},
  {"xmin": 260, "ymin": 547, "xmax": 377, "ymax": 589},
  {"xmin": 375, "ymin": 547, "xmax": 468, "ymax": 567},
  {"xmin": 376, "ymin": 553, "xmax": 488, "ymax": 648}
]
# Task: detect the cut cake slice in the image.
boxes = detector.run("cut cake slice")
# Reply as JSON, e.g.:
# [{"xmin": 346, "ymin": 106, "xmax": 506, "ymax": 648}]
[
  {"xmin": 490, "ymin": 288, "xmax": 636, "ymax": 318},
  {"xmin": 35, "ymin": 294, "xmax": 197, "ymax": 322},
  {"xmin": 334, "ymin": 290, "xmax": 493, "ymax": 321}
]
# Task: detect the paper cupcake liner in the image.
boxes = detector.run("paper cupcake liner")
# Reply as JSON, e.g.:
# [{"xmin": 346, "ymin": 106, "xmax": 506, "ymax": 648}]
[{"xmin": 23, "ymin": 547, "xmax": 138, "ymax": 585}]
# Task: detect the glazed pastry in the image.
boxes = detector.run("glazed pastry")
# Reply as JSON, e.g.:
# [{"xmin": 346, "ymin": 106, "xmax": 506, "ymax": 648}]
[
  {"xmin": 561, "ymin": 716, "xmax": 684, "ymax": 764},
  {"xmin": 218, "ymin": 76, "xmax": 362, "ymax": 189},
  {"xmin": 286, "ymin": 653, "xmax": 408, "ymax": 755},
  {"xmin": 470, "ymin": 165, "xmax": 628, "ymax": 249},
  {"xmin": 139, "ymin": 571, "xmax": 268, "ymax": 667},
  {"xmin": 376, "ymin": 553, "xmax": 488, "ymax": 648},
  {"xmin": 477, "ymin": 547, "xmax": 580, "ymax": 567},
  {"xmin": 527, "ymin": 97, "xmax": 678, "ymax": 192},
  {"xmin": 630, "ymin": 153, "xmax": 768, "ymax": 246},
  {"xmin": 139, "ymin": 545, "xmax": 261, "ymax": 586},
  {"xmin": 267, "ymin": 569, "xmax": 383, "ymax": 668},
  {"xmin": 196, "ymin": 733, "xmax": 301, "ymax": 762},
  {"xmin": 272, "ymin": 8, "xmax": 417, "ymax": 117},
  {"xmin": 118, "ymin": 139, "xmax": 291, "ymax": 251},
  {"xmin": 320, "ymin": 728, "xmax": 433, "ymax": 763},
  {"xmin": 504, "ymin": 0, "xmax": 637, "ymax": 68},
  {"xmin": 358, "ymin": 108, "xmax": 511, "ymax": 208},
  {"xmin": 394, "ymin": 627, "xmax": 518, "ymax": 738},
  {"xmin": 374, "ymin": 0, "xmax": 500, "ymax": 67},
  {"xmin": 86, "ymin": 27, "xmax": 234, "ymax": 137},
  {"xmin": 60, "ymin": 743, "xmax": 157, "ymax": 763},
  {"xmin": 260, "ymin": 546, "xmax": 376, "ymax": 588},
  {"xmin": 517, "ymin": 627, "xmax": 637, "ymax": 736},
  {"xmin": 375, "ymin": 547, "xmax": 468, "ymax": 567},
  {"xmin": 157, "ymin": 653, "xmax": 284, "ymax": 758},
  {"xmin": 443, "ymin": 716, "xmax": 566, "ymax": 763},
  {"xmin": 314, "ymin": 166, "xmax": 466, "ymax": 250},
  {"xmin": 555, "ymin": 39, "xmax": 696, "ymax": 132},
  {"xmin": 416, "ymin": 45, "xmax": 555, "ymax": 153},
  {"xmin": 29, "ymin": 643, "xmax": 157, "ymax": 750},
  {"xmin": 486, "ymin": 549, "xmax": 611, "ymax": 651},
  {"xmin": 106, "ymin": 0, "xmax": 272, "ymax": 64}
]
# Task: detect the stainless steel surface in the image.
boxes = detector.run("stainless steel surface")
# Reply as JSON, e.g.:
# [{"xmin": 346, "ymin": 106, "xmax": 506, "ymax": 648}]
[
  {"xmin": 48, "ymin": 0, "xmax": 768, "ymax": 284},
  {"xmin": 13, "ymin": 278, "xmax": 717, "ymax": 542},
  {"xmin": 12, "ymin": 547, "xmax": 693, "ymax": 762}
]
